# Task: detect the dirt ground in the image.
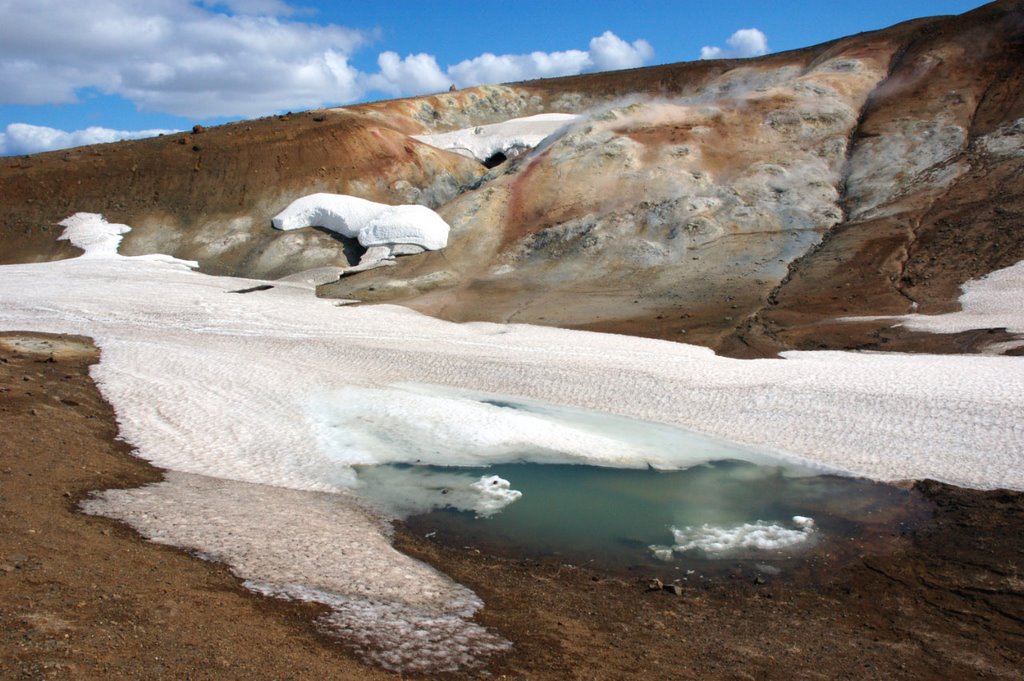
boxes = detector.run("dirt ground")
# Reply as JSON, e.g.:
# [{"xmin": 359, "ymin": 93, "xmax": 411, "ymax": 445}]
[
  {"xmin": 1, "ymin": 331, "xmax": 1022, "ymax": 680},
  {"xmin": 0, "ymin": 333, "xmax": 396, "ymax": 681}
]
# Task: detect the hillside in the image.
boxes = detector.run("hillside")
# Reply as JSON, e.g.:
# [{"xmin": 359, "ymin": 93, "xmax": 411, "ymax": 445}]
[
  {"xmin": 1, "ymin": 0, "xmax": 1022, "ymax": 358},
  {"xmin": 3, "ymin": 4, "xmax": 1024, "ymax": 678}
]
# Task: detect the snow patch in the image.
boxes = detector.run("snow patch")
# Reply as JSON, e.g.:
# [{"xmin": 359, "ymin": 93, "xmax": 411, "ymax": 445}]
[
  {"xmin": 2, "ymin": 232, "xmax": 1021, "ymax": 491},
  {"xmin": 902, "ymin": 259, "xmax": 1024, "ymax": 338},
  {"xmin": 247, "ymin": 582, "xmax": 510, "ymax": 673},
  {"xmin": 271, "ymin": 193, "xmax": 450, "ymax": 252},
  {"xmin": 308, "ymin": 384, "xmax": 786, "ymax": 477},
  {"xmin": 58, "ymin": 213, "xmax": 131, "ymax": 258},
  {"xmin": 82, "ymin": 472, "xmax": 509, "ymax": 673},
  {"xmin": 58, "ymin": 212, "xmax": 197, "ymax": 269},
  {"xmin": 413, "ymin": 113, "xmax": 579, "ymax": 164},
  {"xmin": 844, "ymin": 258, "xmax": 1024, "ymax": 353},
  {"xmin": 5, "ymin": 215, "xmax": 1024, "ymax": 671}
]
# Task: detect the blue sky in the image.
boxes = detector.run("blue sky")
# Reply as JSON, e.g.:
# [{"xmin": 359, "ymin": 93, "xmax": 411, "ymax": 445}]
[{"xmin": 0, "ymin": 0, "xmax": 989, "ymax": 155}]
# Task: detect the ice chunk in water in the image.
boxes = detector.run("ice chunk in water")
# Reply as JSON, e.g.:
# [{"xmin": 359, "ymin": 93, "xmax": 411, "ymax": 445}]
[
  {"xmin": 355, "ymin": 465, "xmax": 521, "ymax": 518},
  {"xmin": 651, "ymin": 515, "xmax": 816, "ymax": 559}
]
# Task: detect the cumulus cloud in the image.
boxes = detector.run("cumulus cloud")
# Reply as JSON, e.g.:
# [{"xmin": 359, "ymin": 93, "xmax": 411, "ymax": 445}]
[
  {"xmin": 448, "ymin": 31, "xmax": 653, "ymax": 89},
  {"xmin": 198, "ymin": 0, "xmax": 296, "ymax": 15},
  {"xmin": 588, "ymin": 31, "xmax": 654, "ymax": 72},
  {"xmin": 447, "ymin": 49, "xmax": 590, "ymax": 88},
  {"xmin": 365, "ymin": 31, "xmax": 654, "ymax": 98},
  {"xmin": 0, "ymin": 0, "xmax": 368, "ymax": 117},
  {"xmin": 362, "ymin": 52, "xmax": 450, "ymax": 97},
  {"xmin": 0, "ymin": 0, "xmax": 655, "ymax": 115},
  {"xmin": 700, "ymin": 28, "xmax": 769, "ymax": 60},
  {"xmin": 0, "ymin": 1, "xmax": 656, "ymax": 153},
  {"xmin": 0, "ymin": 123, "xmax": 176, "ymax": 156}
]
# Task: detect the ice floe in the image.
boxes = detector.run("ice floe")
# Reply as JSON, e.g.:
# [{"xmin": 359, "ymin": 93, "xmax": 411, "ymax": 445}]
[
  {"xmin": 353, "ymin": 465, "xmax": 523, "ymax": 519},
  {"xmin": 650, "ymin": 516, "xmax": 816, "ymax": 559}
]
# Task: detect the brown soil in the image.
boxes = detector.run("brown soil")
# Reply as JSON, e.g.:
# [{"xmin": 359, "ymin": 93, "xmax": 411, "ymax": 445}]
[
  {"xmin": 2, "ymin": 331, "xmax": 1022, "ymax": 680},
  {"xmin": 0, "ymin": 333, "xmax": 396, "ymax": 681},
  {"xmin": 0, "ymin": 110, "xmax": 484, "ymax": 279},
  {"xmin": 323, "ymin": 1, "xmax": 1024, "ymax": 360},
  {"xmin": 395, "ymin": 474, "xmax": 1024, "ymax": 680},
  {"xmin": 3, "ymin": 3, "xmax": 1021, "ymax": 359}
]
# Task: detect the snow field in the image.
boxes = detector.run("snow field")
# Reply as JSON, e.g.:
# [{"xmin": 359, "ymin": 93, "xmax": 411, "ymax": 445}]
[{"xmin": 2, "ymin": 212, "xmax": 1023, "ymax": 671}]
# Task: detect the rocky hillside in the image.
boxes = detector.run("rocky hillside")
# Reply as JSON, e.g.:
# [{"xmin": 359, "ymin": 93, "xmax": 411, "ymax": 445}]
[{"xmin": 2, "ymin": 0, "xmax": 1022, "ymax": 357}]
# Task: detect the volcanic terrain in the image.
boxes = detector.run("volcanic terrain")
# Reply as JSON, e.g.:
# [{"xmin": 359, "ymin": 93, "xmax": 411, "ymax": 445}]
[
  {"xmin": 2, "ymin": 2, "xmax": 1023, "ymax": 680},
  {"xmin": 3, "ymin": 1, "xmax": 1022, "ymax": 358}
]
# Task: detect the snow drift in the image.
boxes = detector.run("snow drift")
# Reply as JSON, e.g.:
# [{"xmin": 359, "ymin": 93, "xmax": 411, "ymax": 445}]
[
  {"xmin": 271, "ymin": 192, "xmax": 451, "ymax": 251},
  {"xmin": 412, "ymin": 113, "xmax": 579, "ymax": 164}
]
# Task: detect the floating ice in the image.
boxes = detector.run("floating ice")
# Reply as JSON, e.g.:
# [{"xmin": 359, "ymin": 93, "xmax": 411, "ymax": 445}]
[
  {"xmin": 308, "ymin": 384, "xmax": 786, "ymax": 476},
  {"xmin": 791, "ymin": 515, "xmax": 814, "ymax": 528},
  {"xmin": 354, "ymin": 466, "xmax": 522, "ymax": 519},
  {"xmin": 413, "ymin": 113, "xmax": 579, "ymax": 164},
  {"xmin": 394, "ymin": 461, "xmax": 899, "ymax": 570},
  {"xmin": 651, "ymin": 516, "xmax": 816, "ymax": 559},
  {"xmin": 650, "ymin": 546, "xmax": 675, "ymax": 561},
  {"xmin": 271, "ymin": 193, "xmax": 450, "ymax": 251},
  {"xmin": 471, "ymin": 475, "xmax": 522, "ymax": 517}
]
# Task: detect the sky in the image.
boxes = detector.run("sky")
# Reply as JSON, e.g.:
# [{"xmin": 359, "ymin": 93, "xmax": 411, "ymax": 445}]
[{"xmin": 0, "ymin": 0, "xmax": 990, "ymax": 156}]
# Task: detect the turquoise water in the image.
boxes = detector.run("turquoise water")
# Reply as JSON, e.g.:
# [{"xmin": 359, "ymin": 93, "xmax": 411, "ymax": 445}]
[{"xmin": 359, "ymin": 460, "xmax": 925, "ymax": 573}]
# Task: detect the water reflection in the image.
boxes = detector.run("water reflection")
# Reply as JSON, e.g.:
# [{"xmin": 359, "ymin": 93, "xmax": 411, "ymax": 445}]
[{"xmin": 357, "ymin": 460, "xmax": 927, "ymax": 572}]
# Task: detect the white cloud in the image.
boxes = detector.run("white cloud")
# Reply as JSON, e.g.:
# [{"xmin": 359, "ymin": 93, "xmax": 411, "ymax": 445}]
[
  {"xmin": 0, "ymin": 0, "xmax": 656, "ymax": 139},
  {"xmin": 363, "ymin": 52, "xmax": 450, "ymax": 97},
  {"xmin": 588, "ymin": 31, "xmax": 654, "ymax": 71},
  {"xmin": 448, "ymin": 49, "xmax": 591, "ymax": 88},
  {"xmin": 0, "ymin": 0, "xmax": 368, "ymax": 117},
  {"xmin": 198, "ymin": 0, "xmax": 296, "ymax": 16},
  {"xmin": 0, "ymin": 123, "xmax": 176, "ymax": 156},
  {"xmin": 356, "ymin": 31, "xmax": 656, "ymax": 101},
  {"xmin": 700, "ymin": 28, "xmax": 769, "ymax": 60},
  {"xmin": 447, "ymin": 31, "xmax": 653, "ymax": 89}
]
